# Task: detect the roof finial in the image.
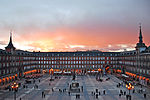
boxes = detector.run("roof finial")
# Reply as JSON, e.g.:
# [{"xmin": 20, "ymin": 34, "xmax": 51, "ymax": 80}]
[
  {"xmin": 139, "ymin": 23, "xmax": 141, "ymax": 30},
  {"xmin": 10, "ymin": 30, "xmax": 13, "ymax": 37},
  {"xmin": 139, "ymin": 23, "xmax": 143, "ymax": 43},
  {"xmin": 10, "ymin": 32, "xmax": 12, "ymax": 37}
]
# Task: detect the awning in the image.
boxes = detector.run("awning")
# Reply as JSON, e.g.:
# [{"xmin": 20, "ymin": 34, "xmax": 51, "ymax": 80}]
[
  {"xmin": 63, "ymin": 72, "xmax": 71, "ymax": 74},
  {"xmin": 54, "ymin": 71, "xmax": 62, "ymax": 74},
  {"xmin": 121, "ymin": 74, "xmax": 129, "ymax": 78}
]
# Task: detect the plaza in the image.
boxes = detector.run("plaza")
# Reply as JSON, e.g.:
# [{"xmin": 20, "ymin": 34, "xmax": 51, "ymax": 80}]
[
  {"xmin": 0, "ymin": 1, "xmax": 150, "ymax": 100},
  {"xmin": 0, "ymin": 73, "xmax": 150, "ymax": 100}
]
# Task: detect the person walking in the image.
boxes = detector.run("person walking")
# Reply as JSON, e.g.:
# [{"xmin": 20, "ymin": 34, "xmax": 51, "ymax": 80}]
[
  {"xmin": 103, "ymin": 90, "xmax": 105, "ymax": 95},
  {"xmin": 119, "ymin": 94, "xmax": 121, "ymax": 97},
  {"xmin": 42, "ymin": 91, "xmax": 44, "ymax": 98},
  {"xmin": 144, "ymin": 93, "xmax": 146, "ymax": 98},
  {"xmin": 68, "ymin": 91, "xmax": 70, "ymax": 96},
  {"xmin": 132, "ymin": 89, "xmax": 135, "ymax": 93},
  {"xmin": 44, "ymin": 94, "xmax": 45, "ymax": 98},
  {"xmin": 99, "ymin": 91, "xmax": 101, "ymax": 95},
  {"xmin": 81, "ymin": 86, "xmax": 83, "ymax": 92},
  {"xmin": 124, "ymin": 91, "xmax": 126, "ymax": 95}
]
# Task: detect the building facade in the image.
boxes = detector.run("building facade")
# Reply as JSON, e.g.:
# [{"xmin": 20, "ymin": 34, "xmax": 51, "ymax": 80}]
[{"xmin": 0, "ymin": 26, "xmax": 150, "ymax": 88}]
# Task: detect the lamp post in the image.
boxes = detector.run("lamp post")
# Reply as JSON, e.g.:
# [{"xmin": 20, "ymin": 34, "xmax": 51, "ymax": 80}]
[
  {"xmin": 126, "ymin": 83, "xmax": 134, "ymax": 100},
  {"xmin": 11, "ymin": 82, "xmax": 19, "ymax": 100},
  {"xmin": 126, "ymin": 83, "xmax": 134, "ymax": 95},
  {"xmin": 50, "ymin": 68, "xmax": 54, "ymax": 79},
  {"xmin": 98, "ymin": 68, "xmax": 101, "ymax": 80}
]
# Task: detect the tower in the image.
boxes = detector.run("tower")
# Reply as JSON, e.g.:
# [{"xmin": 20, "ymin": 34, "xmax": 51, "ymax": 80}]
[
  {"xmin": 5, "ymin": 32, "xmax": 16, "ymax": 53},
  {"xmin": 135, "ymin": 24, "xmax": 147, "ymax": 53}
]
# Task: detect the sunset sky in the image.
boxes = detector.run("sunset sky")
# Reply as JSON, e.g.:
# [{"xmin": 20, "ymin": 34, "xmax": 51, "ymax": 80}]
[{"xmin": 0, "ymin": 0, "xmax": 150, "ymax": 52}]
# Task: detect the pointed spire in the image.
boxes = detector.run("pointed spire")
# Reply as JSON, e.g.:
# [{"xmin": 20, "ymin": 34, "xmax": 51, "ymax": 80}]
[
  {"xmin": 135, "ymin": 23, "xmax": 147, "ymax": 52},
  {"xmin": 139, "ymin": 23, "xmax": 143, "ymax": 43},
  {"xmin": 5, "ymin": 31, "xmax": 16, "ymax": 52},
  {"xmin": 9, "ymin": 31, "xmax": 12, "ymax": 44},
  {"xmin": 10, "ymin": 31, "xmax": 12, "ymax": 37}
]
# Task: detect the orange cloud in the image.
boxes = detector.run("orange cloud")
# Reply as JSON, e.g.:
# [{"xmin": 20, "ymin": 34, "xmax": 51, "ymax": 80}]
[{"xmin": 1, "ymin": 24, "xmax": 149, "ymax": 52}]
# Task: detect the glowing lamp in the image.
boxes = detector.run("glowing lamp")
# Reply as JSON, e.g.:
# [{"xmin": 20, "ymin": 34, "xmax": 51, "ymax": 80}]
[{"xmin": 98, "ymin": 68, "xmax": 101, "ymax": 72}]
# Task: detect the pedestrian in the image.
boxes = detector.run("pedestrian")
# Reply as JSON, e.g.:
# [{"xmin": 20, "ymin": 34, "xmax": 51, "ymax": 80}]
[
  {"xmin": 129, "ymin": 95, "xmax": 131, "ymax": 100},
  {"xmin": 76, "ymin": 94, "xmax": 77, "ymax": 99},
  {"xmin": 68, "ymin": 91, "xmax": 70, "ymax": 96},
  {"xmin": 42, "ymin": 91, "xmax": 44, "ymax": 98},
  {"xmin": 121, "ymin": 91, "xmax": 123, "ymax": 95},
  {"xmin": 96, "ymin": 94, "xmax": 98, "ymax": 99},
  {"xmin": 23, "ymin": 85, "xmax": 25, "ymax": 88},
  {"xmin": 78, "ymin": 94, "xmax": 80, "ymax": 99},
  {"xmin": 141, "ymin": 89, "xmax": 143, "ymax": 93},
  {"xmin": 138, "ymin": 89, "xmax": 140, "ymax": 93},
  {"xmin": 144, "ymin": 93, "xmax": 146, "ymax": 98},
  {"xmin": 120, "ymin": 90, "xmax": 122, "ymax": 94},
  {"xmin": 124, "ymin": 91, "xmax": 126, "ymax": 95},
  {"xmin": 120, "ymin": 91, "xmax": 122, "ymax": 95},
  {"xmin": 99, "ymin": 91, "xmax": 101, "ymax": 95},
  {"xmin": 126, "ymin": 95, "xmax": 128, "ymax": 100},
  {"xmin": 39, "ymin": 79, "xmax": 40, "ymax": 83},
  {"xmin": 132, "ymin": 89, "xmax": 135, "ymax": 93},
  {"xmin": 119, "ymin": 94, "xmax": 121, "ymax": 97},
  {"xmin": 103, "ymin": 90, "xmax": 105, "ymax": 95}
]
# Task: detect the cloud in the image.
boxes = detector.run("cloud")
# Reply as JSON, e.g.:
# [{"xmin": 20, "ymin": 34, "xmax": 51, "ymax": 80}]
[
  {"xmin": 103, "ymin": 44, "xmax": 136, "ymax": 52},
  {"xmin": 0, "ymin": 41, "xmax": 7, "ymax": 45},
  {"xmin": 0, "ymin": 0, "xmax": 150, "ymax": 51}
]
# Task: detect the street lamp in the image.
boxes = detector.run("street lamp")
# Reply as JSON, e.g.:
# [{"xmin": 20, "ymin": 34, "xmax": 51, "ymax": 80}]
[
  {"xmin": 50, "ymin": 68, "xmax": 54, "ymax": 79},
  {"xmin": 126, "ymin": 83, "xmax": 134, "ymax": 95},
  {"xmin": 11, "ymin": 82, "xmax": 19, "ymax": 100},
  {"xmin": 98, "ymin": 68, "xmax": 101, "ymax": 80},
  {"xmin": 98, "ymin": 68, "xmax": 101, "ymax": 72}
]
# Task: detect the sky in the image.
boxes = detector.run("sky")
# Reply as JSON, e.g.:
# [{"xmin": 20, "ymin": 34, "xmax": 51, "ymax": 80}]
[{"xmin": 0, "ymin": 0, "xmax": 150, "ymax": 52}]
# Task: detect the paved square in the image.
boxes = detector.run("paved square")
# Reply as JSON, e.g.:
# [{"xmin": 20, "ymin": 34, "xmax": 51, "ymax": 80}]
[{"xmin": 0, "ymin": 74, "xmax": 150, "ymax": 100}]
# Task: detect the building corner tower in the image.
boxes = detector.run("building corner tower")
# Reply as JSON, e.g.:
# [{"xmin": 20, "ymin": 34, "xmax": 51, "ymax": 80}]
[
  {"xmin": 135, "ymin": 24, "xmax": 147, "ymax": 53},
  {"xmin": 5, "ymin": 32, "xmax": 16, "ymax": 53}
]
